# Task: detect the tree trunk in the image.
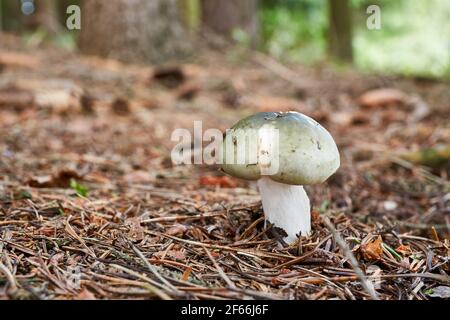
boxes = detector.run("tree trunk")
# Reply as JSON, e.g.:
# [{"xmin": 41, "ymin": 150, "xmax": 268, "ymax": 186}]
[
  {"xmin": 1, "ymin": 0, "xmax": 26, "ymax": 32},
  {"xmin": 79, "ymin": 0, "xmax": 191, "ymax": 64},
  {"xmin": 328, "ymin": 0, "xmax": 353, "ymax": 63},
  {"xmin": 0, "ymin": 1, "xmax": 3, "ymax": 31},
  {"xmin": 25, "ymin": 0, "xmax": 61, "ymax": 34},
  {"xmin": 201, "ymin": 0, "xmax": 259, "ymax": 45},
  {"xmin": 177, "ymin": 0, "xmax": 200, "ymax": 31}
]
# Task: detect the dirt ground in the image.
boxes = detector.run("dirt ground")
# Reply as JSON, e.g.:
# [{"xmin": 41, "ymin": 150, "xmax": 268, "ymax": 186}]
[{"xmin": 0, "ymin": 34, "xmax": 449, "ymax": 300}]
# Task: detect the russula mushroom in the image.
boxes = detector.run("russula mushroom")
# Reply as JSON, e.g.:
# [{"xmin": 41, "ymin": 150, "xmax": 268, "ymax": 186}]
[{"xmin": 219, "ymin": 111, "xmax": 340, "ymax": 244}]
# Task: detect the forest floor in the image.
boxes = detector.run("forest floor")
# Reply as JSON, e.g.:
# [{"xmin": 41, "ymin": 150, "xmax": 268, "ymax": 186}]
[{"xmin": 0, "ymin": 34, "xmax": 449, "ymax": 300}]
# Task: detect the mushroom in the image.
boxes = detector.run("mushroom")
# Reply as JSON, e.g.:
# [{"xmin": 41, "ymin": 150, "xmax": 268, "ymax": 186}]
[{"xmin": 219, "ymin": 112, "xmax": 340, "ymax": 244}]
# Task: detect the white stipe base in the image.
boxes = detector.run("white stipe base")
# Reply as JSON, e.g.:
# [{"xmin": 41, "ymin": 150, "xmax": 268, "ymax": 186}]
[{"xmin": 257, "ymin": 177, "xmax": 311, "ymax": 244}]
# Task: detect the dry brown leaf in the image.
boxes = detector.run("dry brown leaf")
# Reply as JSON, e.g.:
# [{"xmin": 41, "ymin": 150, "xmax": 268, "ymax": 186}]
[
  {"xmin": 28, "ymin": 168, "xmax": 84, "ymax": 188},
  {"xmin": 311, "ymin": 210, "xmax": 321, "ymax": 223},
  {"xmin": 28, "ymin": 175, "xmax": 53, "ymax": 188},
  {"xmin": 38, "ymin": 226, "xmax": 56, "ymax": 237},
  {"xmin": 75, "ymin": 288, "xmax": 96, "ymax": 300},
  {"xmin": 89, "ymin": 214, "xmax": 108, "ymax": 227},
  {"xmin": 358, "ymin": 88, "xmax": 408, "ymax": 108},
  {"xmin": 271, "ymin": 277, "xmax": 283, "ymax": 286},
  {"xmin": 199, "ymin": 175, "xmax": 238, "ymax": 188},
  {"xmin": 187, "ymin": 227, "xmax": 206, "ymax": 241},
  {"xmin": 181, "ymin": 267, "xmax": 192, "ymax": 282},
  {"xmin": 155, "ymin": 249, "xmax": 186, "ymax": 261},
  {"xmin": 169, "ymin": 250, "xmax": 186, "ymax": 261},
  {"xmin": 396, "ymin": 244, "xmax": 413, "ymax": 255},
  {"xmin": 166, "ymin": 224, "xmax": 188, "ymax": 236},
  {"xmin": 360, "ymin": 236, "xmax": 383, "ymax": 261},
  {"xmin": 125, "ymin": 217, "xmax": 145, "ymax": 241}
]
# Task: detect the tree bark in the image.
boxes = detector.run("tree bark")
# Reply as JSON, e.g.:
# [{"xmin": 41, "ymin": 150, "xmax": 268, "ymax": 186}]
[
  {"xmin": 79, "ymin": 0, "xmax": 191, "ymax": 64},
  {"xmin": 201, "ymin": 0, "xmax": 259, "ymax": 45},
  {"xmin": 328, "ymin": 0, "xmax": 353, "ymax": 63}
]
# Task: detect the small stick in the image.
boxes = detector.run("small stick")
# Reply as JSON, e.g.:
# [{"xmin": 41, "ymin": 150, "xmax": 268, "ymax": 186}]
[
  {"xmin": 322, "ymin": 216, "xmax": 379, "ymax": 300},
  {"xmin": 0, "ymin": 261, "xmax": 18, "ymax": 292},
  {"xmin": 0, "ymin": 221, "xmax": 28, "ymax": 226},
  {"xmin": 431, "ymin": 226, "xmax": 440, "ymax": 242},
  {"xmin": 147, "ymin": 230, "xmax": 293, "ymax": 260},
  {"xmin": 128, "ymin": 241, "xmax": 181, "ymax": 295},
  {"xmin": 276, "ymin": 235, "xmax": 332, "ymax": 269},
  {"xmin": 203, "ymin": 247, "xmax": 236, "ymax": 289},
  {"xmin": 238, "ymin": 217, "xmax": 265, "ymax": 240},
  {"xmin": 141, "ymin": 212, "xmax": 224, "ymax": 223},
  {"xmin": 90, "ymin": 267, "xmax": 172, "ymax": 300}
]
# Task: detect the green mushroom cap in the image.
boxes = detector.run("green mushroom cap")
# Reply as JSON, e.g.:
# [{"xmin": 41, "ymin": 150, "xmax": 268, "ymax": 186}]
[{"xmin": 219, "ymin": 111, "xmax": 340, "ymax": 185}]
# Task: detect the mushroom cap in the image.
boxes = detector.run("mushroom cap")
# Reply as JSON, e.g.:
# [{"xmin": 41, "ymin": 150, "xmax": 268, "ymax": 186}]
[{"xmin": 220, "ymin": 111, "xmax": 340, "ymax": 185}]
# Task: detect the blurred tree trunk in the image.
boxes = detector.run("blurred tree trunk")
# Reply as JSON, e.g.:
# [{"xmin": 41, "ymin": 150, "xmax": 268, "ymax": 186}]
[
  {"xmin": 79, "ymin": 0, "xmax": 191, "ymax": 64},
  {"xmin": 0, "ymin": 1, "xmax": 3, "ymax": 31},
  {"xmin": 200, "ymin": 0, "xmax": 259, "ymax": 45},
  {"xmin": 177, "ymin": 0, "xmax": 200, "ymax": 31},
  {"xmin": 1, "ymin": 0, "xmax": 60, "ymax": 33},
  {"xmin": 26, "ymin": 0, "xmax": 61, "ymax": 34},
  {"xmin": 1, "ymin": 0, "xmax": 23, "ymax": 32},
  {"xmin": 328, "ymin": 0, "xmax": 353, "ymax": 63}
]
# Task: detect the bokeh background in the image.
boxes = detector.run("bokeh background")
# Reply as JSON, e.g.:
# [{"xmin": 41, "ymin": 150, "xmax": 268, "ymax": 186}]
[{"xmin": 1, "ymin": 0, "xmax": 450, "ymax": 77}]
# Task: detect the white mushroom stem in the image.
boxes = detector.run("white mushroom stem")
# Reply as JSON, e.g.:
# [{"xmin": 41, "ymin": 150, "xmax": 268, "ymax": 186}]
[{"xmin": 257, "ymin": 177, "xmax": 311, "ymax": 244}]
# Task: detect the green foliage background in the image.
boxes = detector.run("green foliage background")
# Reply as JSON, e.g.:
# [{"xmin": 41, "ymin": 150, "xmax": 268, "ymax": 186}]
[
  {"xmin": 1, "ymin": 0, "xmax": 449, "ymax": 77},
  {"xmin": 261, "ymin": 0, "xmax": 450, "ymax": 77}
]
